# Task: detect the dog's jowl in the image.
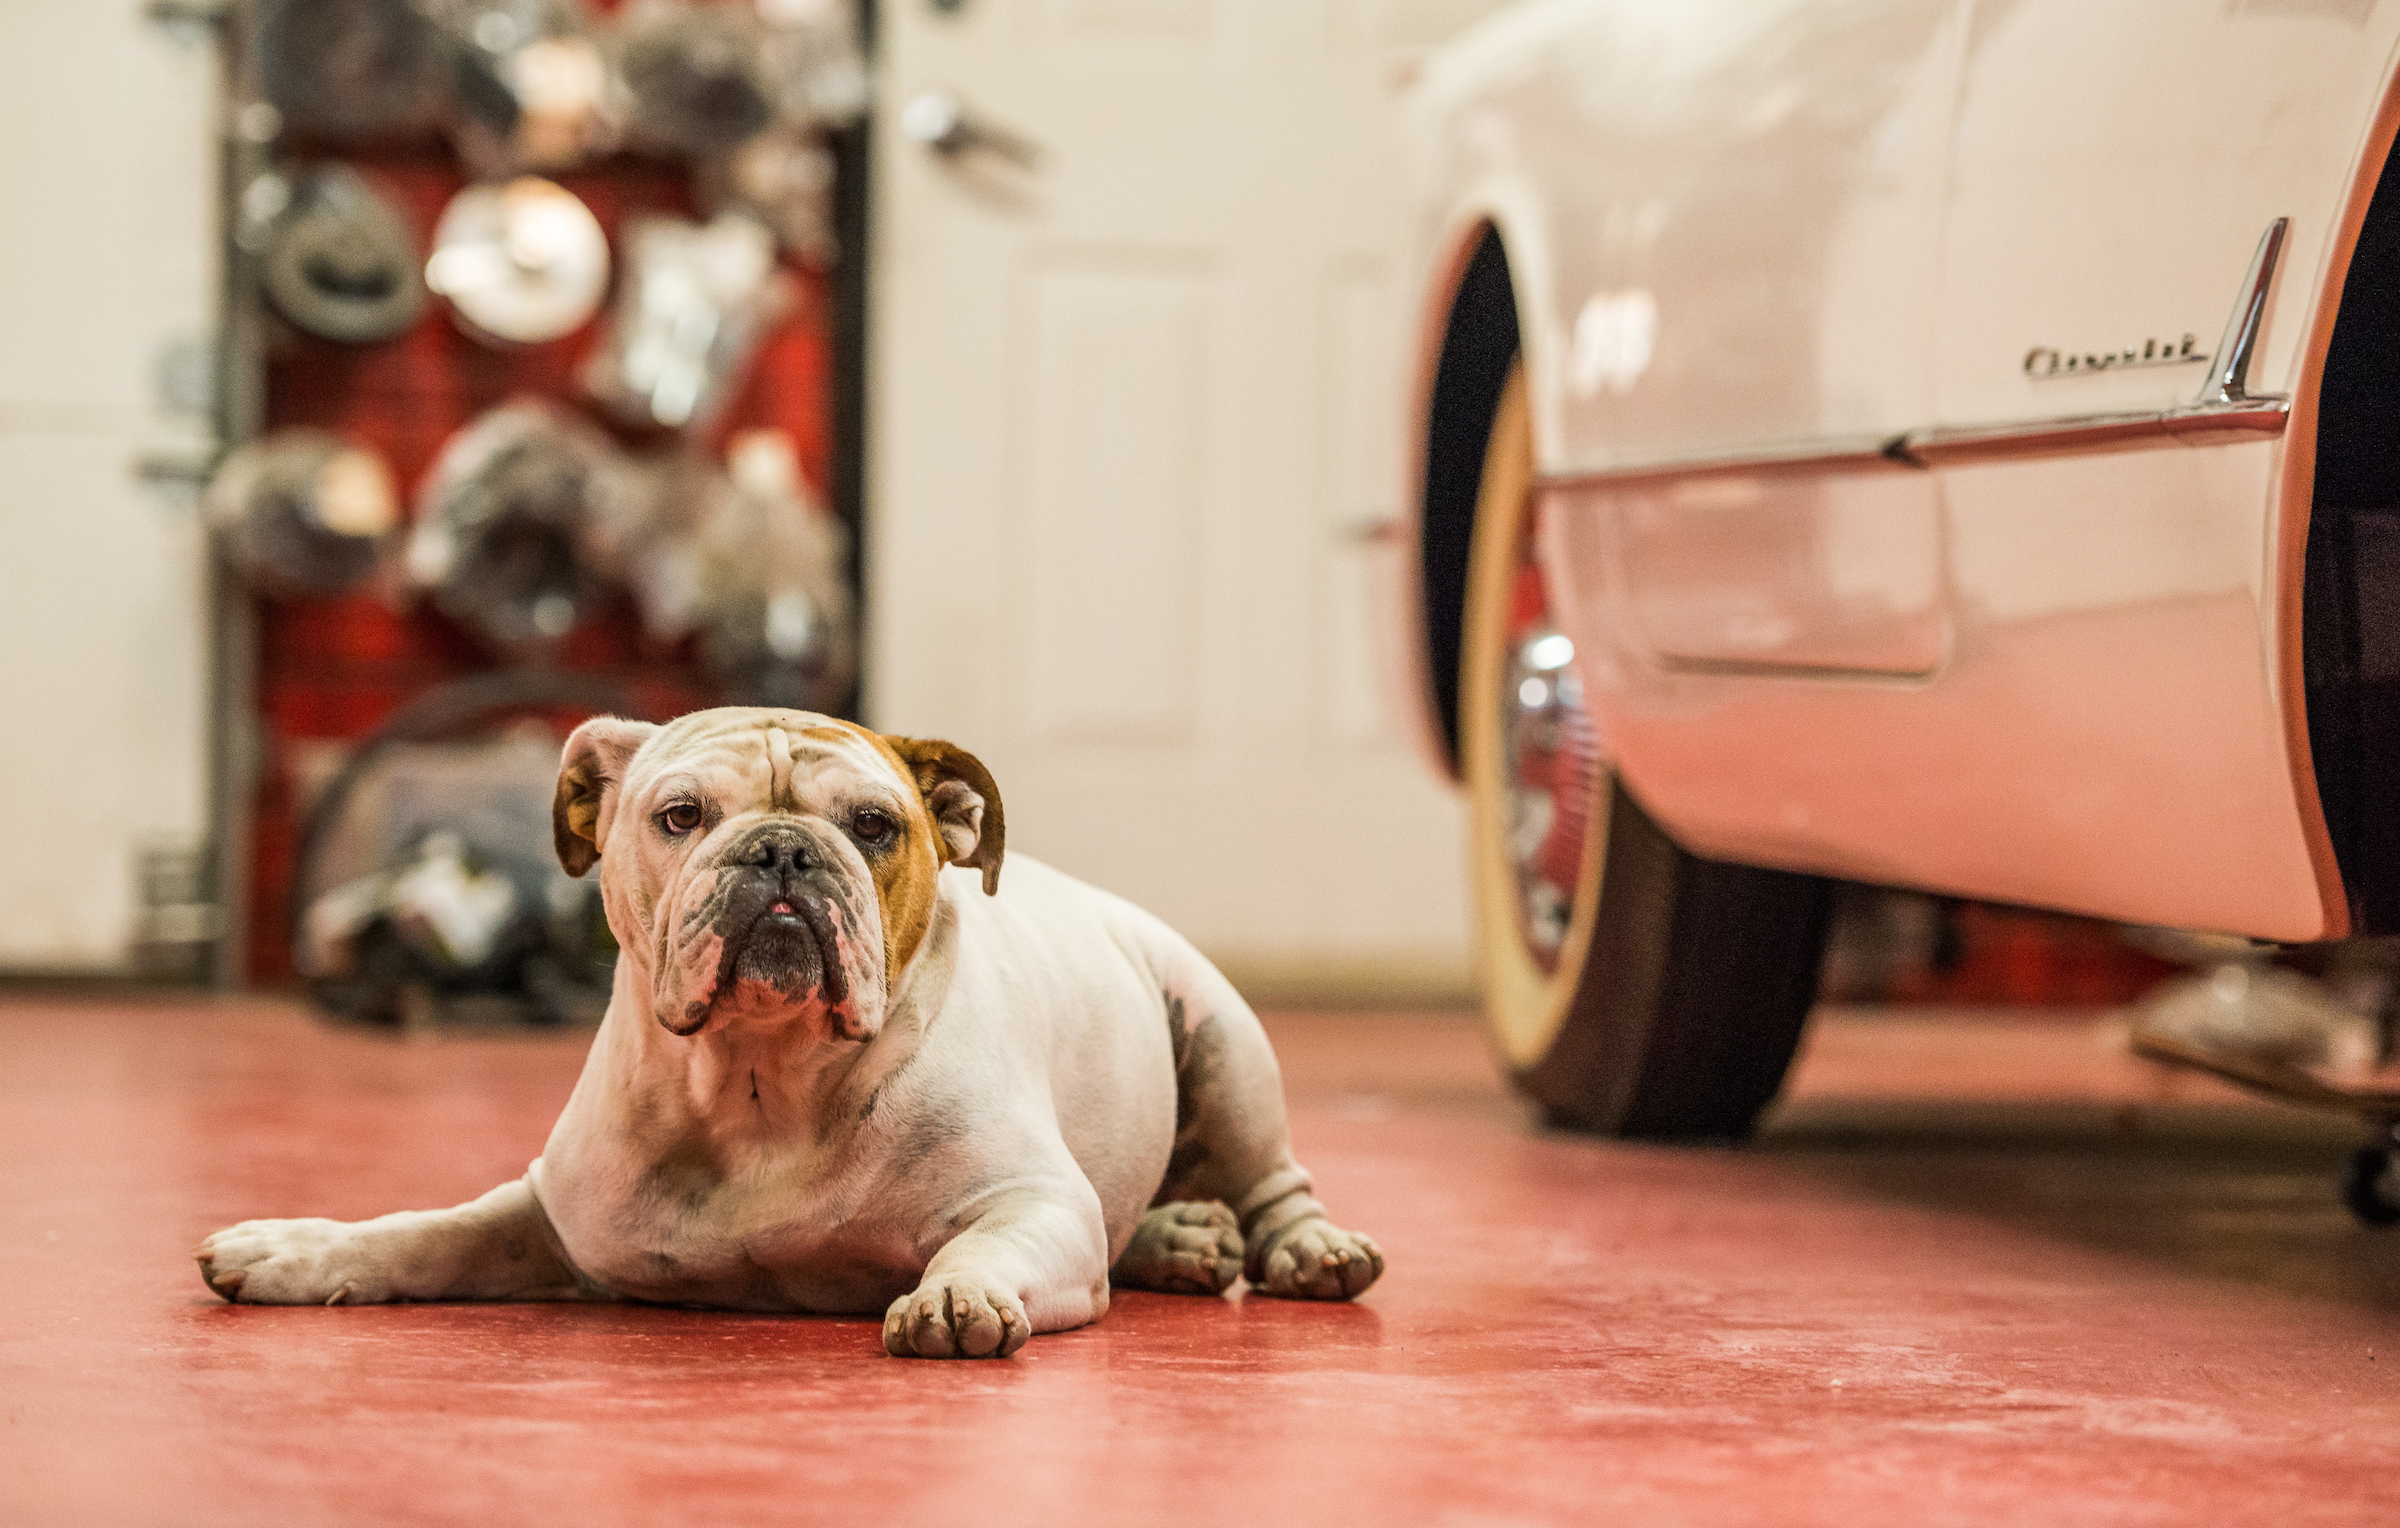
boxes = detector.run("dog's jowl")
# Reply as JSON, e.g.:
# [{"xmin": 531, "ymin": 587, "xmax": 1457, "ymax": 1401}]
[{"xmin": 196, "ymin": 707, "xmax": 1382, "ymax": 1358}]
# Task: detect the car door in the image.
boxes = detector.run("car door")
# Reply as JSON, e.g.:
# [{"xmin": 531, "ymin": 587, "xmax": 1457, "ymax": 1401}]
[{"xmin": 1905, "ymin": 0, "xmax": 2400, "ymax": 938}]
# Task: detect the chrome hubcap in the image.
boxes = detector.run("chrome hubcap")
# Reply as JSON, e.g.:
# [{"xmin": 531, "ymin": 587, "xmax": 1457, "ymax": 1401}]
[{"xmin": 1500, "ymin": 558, "xmax": 1600, "ymax": 975}]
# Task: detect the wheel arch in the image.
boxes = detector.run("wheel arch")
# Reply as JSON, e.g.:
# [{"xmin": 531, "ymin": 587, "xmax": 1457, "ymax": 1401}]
[
  {"xmin": 1411, "ymin": 219, "xmax": 1523, "ymax": 780},
  {"xmin": 2297, "ymin": 57, "xmax": 2400, "ymax": 937}
]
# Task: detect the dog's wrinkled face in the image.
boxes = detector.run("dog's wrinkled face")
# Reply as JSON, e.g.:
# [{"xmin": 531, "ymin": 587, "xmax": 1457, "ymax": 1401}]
[{"xmin": 550, "ymin": 708, "xmax": 1003, "ymax": 1042}]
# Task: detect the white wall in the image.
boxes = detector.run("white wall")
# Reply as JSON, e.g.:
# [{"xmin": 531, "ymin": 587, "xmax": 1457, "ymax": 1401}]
[{"xmin": 0, "ymin": 4, "xmax": 217, "ymax": 970}]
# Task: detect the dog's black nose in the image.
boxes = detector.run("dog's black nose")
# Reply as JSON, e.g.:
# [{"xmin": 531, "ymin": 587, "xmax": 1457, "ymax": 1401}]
[{"xmin": 736, "ymin": 828, "xmax": 819, "ymax": 877}]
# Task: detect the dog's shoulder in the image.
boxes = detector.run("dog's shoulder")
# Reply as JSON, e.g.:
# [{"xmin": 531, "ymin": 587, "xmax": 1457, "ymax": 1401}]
[
  {"xmin": 925, "ymin": 853, "xmax": 1198, "ymax": 1016},
  {"xmin": 971, "ymin": 854, "xmax": 1192, "ymax": 956}
]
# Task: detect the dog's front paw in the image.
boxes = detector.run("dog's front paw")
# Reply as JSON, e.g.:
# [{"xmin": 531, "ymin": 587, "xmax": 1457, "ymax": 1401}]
[
  {"xmin": 1252, "ymin": 1216, "xmax": 1383, "ymax": 1300},
  {"xmin": 882, "ymin": 1273, "xmax": 1030, "ymax": 1359},
  {"xmin": 196, "ymin": 1218, "xmax": 392, "ymax": 1306}
]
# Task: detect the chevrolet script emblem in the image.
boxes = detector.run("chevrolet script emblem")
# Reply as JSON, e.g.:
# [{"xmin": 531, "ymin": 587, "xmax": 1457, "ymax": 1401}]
[{"xmin": 2024, "ymin": 333, "xmax": 2208, "ymax": 379}]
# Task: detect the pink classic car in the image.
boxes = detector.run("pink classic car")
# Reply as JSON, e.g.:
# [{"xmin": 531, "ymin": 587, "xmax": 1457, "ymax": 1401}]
[{"xmin": 1399, "ymin": 0, "xmax": 2400, "ymax": 1139}]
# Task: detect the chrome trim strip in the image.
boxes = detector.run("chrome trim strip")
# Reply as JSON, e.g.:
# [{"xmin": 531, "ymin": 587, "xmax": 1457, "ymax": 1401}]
[
  {"xmin": 1536, "ymin": 217, "xmax": 2295, "ymax": 491},
  {"xmin": 1535, "ymin": 398, "xmax": 2289, "ymax": 490},
  {"xmin": 1538, "ymin": 434, "xmax": 1915, "ymax": 494},
  {"xmin": 1898, "ymin": 396, "xmax": 2289, "ymax": 469},
  {"xmin": 1897, "ymin": 410, "xmax": 2179, "ymax": 468},
  {"xmin": 1555, "ymin": 440, "xmax": 1911, "ymax": 493},
  {"xmin": 2201, "ymin": 217, "xmax": 2289, "ymax": 407},
  {"xmin": 1654, "ymin": 654, "xmax": 1940, "ymax": 684}
]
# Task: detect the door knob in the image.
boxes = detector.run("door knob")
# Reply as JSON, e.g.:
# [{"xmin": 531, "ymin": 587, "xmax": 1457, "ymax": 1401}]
[{"xmin": 900, "ymin": 89, "xmax": 1042, "ymax": 170}]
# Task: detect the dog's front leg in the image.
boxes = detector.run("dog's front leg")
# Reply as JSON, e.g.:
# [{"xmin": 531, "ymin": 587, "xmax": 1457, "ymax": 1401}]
[
  {"xmin": 883, "ymin": 1179, "xmax": 1109, "ymax": 1359},
  {"xmin": 197, "ymin": 1177, "xmax": 599, "ymax": 1306}
]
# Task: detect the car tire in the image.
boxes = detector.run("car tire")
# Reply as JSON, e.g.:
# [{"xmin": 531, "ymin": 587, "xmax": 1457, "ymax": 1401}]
[{"xmin": 1459, "ymin": 365, "xmax": 1835, "ymax": 1138}]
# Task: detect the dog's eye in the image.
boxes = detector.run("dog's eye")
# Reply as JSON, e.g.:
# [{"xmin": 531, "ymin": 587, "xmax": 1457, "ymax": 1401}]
[
  {"xmin": 658, "ymin": 803, "xmax": 704, "ymax": 836},
  {"xmin": 851, "ymin": 807, "xmax": 896, "ymax": 846}
]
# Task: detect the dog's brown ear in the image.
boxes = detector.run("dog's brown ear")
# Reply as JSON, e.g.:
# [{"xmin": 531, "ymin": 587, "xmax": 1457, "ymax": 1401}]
[
  {"xmin": 553, "ymin": 716, "xmax": 661, "ymax": 877},
  {"xmin": 884, "ymin": 736, "xmax": 1005, "ymax": 895}
]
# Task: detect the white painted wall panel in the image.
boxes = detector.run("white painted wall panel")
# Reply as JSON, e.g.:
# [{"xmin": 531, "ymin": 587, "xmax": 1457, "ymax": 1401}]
[{"xmin": 0, "ymin": 3, "xmax": 215, "ymax": 971}]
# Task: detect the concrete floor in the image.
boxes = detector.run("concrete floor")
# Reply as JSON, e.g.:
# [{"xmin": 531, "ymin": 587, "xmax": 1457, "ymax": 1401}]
[{"xmin": 2, "ymin": 995, "xmax": 2395, "ymax": 1526}]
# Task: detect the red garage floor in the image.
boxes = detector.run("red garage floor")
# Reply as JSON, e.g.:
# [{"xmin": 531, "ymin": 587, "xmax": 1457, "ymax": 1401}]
[{"xmin": 3, "ymin": 996, "xmax": 2395, "ymax": 1527}]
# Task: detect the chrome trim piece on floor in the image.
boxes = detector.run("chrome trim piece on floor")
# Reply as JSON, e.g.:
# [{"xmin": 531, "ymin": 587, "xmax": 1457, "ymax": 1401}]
[{"xmin": 1538, "ymin": 217, "xmax": 2293, "ymax": 491}]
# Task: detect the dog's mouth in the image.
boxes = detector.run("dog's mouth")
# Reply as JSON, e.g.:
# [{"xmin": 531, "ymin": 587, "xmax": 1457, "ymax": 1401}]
[{"xmin": 664, "ymin": 889, "xmax": 851, "ymax": 1037}]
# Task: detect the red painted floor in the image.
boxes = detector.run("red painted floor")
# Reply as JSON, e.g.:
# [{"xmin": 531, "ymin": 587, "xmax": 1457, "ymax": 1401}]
[{"xmin": 3, "ymin": 995, "xmax": 2395, "ymax": 1527}]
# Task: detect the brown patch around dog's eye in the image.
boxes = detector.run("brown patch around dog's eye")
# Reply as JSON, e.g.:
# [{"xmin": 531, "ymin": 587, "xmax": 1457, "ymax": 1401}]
[
  {"xmin": 659, "ymin": 802, "xmax": 704, "ymax": 836},
  {"xmin": 815, "ymin": 719, "xmax": 947, "ymax": 987}
]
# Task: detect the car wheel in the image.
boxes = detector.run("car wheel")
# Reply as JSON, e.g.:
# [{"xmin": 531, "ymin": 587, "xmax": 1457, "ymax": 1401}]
[{"xmin": 1458, "ymin": 365, "xmax": 1835, "ymax": 1138}]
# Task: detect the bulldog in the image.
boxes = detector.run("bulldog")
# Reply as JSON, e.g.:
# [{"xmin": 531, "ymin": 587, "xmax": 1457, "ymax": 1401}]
[{"xmin": 197, "ymin": 708, "xmax": 1382, "ymax": 1357}]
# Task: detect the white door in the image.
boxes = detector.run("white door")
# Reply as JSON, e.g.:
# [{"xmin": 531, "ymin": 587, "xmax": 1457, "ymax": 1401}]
[
  {"xmin": 0, "ymin": 4, "xmax": 217, "ymax": 972},
  {"xmin": 867, "ymin": 0, "xmax": 1506, "ymax": 994}
]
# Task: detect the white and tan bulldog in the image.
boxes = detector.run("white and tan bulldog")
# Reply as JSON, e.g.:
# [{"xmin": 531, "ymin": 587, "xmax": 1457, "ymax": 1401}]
[{"xmin": 197, "ymin": 707, "xmax": 1382, "ymax": 1357}]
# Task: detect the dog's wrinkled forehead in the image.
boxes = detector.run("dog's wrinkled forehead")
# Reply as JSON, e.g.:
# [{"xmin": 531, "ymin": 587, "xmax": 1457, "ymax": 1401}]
[{"xmin": 633, "ymin": 707, "xmax": 912, "ymax": 814}]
